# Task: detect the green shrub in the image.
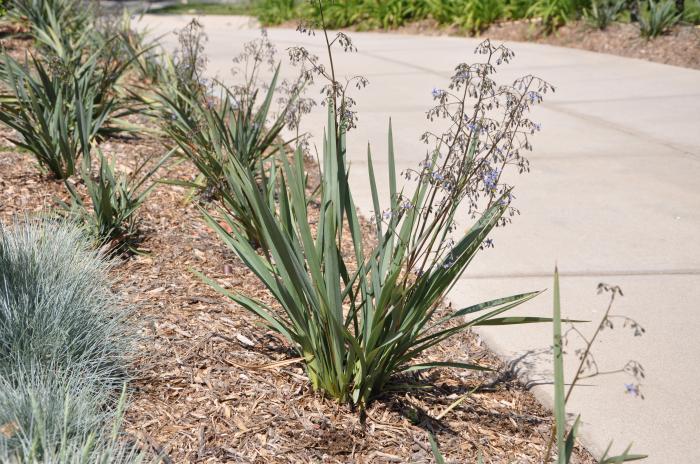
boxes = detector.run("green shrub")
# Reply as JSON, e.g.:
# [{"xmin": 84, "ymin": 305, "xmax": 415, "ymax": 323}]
[
  {"xmin": 422, "ymin": 0, "xmax": 503, "ymax": 31},
  {"xmin": 255, "ymin": 0, "xmax": 299, "ymax": 25},
  {"xmin": 504, "ymin": 0, "xmax": 536, "ymax": 18},
  {"xmin": 585, "ymin": 0, "xmax": 626, "ymax": 28},
  {"xmin": 322, "ymin": 0, "xmax": 365, "ymax": 27},
  {"xmin": 455, "ymin": 0, "xmax": 505, "ymax": 32},
  {"xmin": 527, "ymin": 0, "xmax": 574, "ymax": 30},
  {"xmin": 638, "ymin": 0, "xmax": 681, "ymax": 37},
  {"xmin": 684, "ymin": 0, "xmax": 700, "ymax": 23},
  {"xmin": 361, "ymin": 0, "xmax": 418, "ymax": 29}
]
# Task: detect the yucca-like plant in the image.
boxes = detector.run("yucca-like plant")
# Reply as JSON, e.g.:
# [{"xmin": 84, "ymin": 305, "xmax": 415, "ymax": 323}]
[
  {"xmin": 62, "ymin": 150, "xmax": 172, "ymax": 253},
  {"xmin": 584, "ymin": 0, "xmax": 625, "ymax": 29},
  {"xmin": 0, "ymin": 48, "xmax": 130, "ymax": 178},
  {"xmin": 638, "ymin": 0, "xmax": 681, "ymax": 37},
  {"xmin": 7, "ymin": 0, "xmax": 90, "ymax": 40},
  {"xmin": 202, "ymin": 108, "xmax": 547, "ymax": 408},
  {"xmin": 161, "ymin": 67, "xmax": 293, "ymax": 244},
  {"xmin": 201, "ymin": 37, "xmax": 561, "ymax": 409},
  {"xmin": 150, "ymin": 29, "xmax": 303, "ymax": 245}
]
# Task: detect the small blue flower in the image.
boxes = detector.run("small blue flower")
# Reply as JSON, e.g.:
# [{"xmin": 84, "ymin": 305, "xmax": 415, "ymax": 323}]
[
  {"xmin": 624, "ymin": 383, "xmax": 640, "ymax": 397},
  {"xmin": 483, "ymin": 168, "xmax": 500, "ymax": 191},
  {"xmin": 432, "ymin": 88, "xmax": 445, "ymax": 99}
]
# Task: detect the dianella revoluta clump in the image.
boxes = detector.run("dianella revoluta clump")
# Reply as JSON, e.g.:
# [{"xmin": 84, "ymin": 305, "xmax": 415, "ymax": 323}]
[
  {"xmin": 155, "ymin": 28, "xmax": 308, "ymax": 245},
  {"xmin": 201, "ymin": 8, "xmax": 558, "ymax": 410}
]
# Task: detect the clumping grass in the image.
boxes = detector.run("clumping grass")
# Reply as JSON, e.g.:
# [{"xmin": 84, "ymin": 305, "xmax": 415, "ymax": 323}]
[
  {"xmin": 0, "ymin": 219, "xmax": 140, "ymax": 462},
  {"xmin": 0, "ymin": 367, "xmax": 145, "ymax": 463},
  {"xmin": 0, "ymin": 219, "xmax": 132, "ymax": 378}
]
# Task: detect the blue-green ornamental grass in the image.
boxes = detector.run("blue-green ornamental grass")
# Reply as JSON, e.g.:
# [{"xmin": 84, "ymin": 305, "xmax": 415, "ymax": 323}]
[
  {"xmin": 200, "ymin": 29, "xmax": 558, "ymax": 409},
  {"xmin": 0, "ymin": 219, "xmax": 141, "ymax": 462}
]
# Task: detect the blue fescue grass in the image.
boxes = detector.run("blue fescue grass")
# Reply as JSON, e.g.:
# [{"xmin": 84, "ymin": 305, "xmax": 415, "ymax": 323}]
[{"xmin": 0, "ymin": 218, "xmax": 145, "ymax": 462}]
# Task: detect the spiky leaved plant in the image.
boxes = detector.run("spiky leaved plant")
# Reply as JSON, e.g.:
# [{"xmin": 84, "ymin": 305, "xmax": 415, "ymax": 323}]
[
  {"xmin": 201, "ymin": 32, "xmax": 558, "ymax": 409},
  {"xmin": 0, "ymin": 46, "xmax": 132, "ymax": 179},
  {"xmin": 151, "ymin": 30, "xmax": 306, "ymax": 246},
  {"xmin": 61, "ymin": 150, "xmax": 173, "ymax": 254}
]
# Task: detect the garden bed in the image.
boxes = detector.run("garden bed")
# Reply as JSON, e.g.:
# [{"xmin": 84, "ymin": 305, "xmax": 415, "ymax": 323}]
[
  {"xmin": 0, "ymin": 124, "xmax": 596, "ymax": 464},
  {"xmin": 0, "ymin": 19, "xmax": 603, "ymax": 464}
]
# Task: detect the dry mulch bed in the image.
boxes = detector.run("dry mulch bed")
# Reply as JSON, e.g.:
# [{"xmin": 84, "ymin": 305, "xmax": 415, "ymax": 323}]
[{"xmin": 0, "ymin": 35, "xmax": 595, "ymax": 464}]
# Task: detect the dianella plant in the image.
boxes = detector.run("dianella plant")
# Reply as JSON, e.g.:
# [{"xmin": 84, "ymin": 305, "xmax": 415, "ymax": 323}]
[
  {"xmin": 157, "ymin": 29, "xmax": 305, "ymax": 245},
  {"xmin": 202, "ymin": 31, "xmax": 557, "ymax": 409},
  {"xmin": 61, "ymin": 150, "xmax": 173, "ymax": 254},
  {"xmin": 0, "ymin": 46, "xmax": 132, "ymax": 179},
  {"xmin": 547, "ymin": 268, "xmax": 647, "ymax": 463}
]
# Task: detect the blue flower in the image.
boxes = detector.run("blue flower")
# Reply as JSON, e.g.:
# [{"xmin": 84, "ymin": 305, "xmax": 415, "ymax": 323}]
[
  {"xmin": 483, "ymin": 168, "xmax": 500, "ymax": 191},
  {"xmin": 624, "ymin": 383, "xmax": 640, "ymax": 397},
  {"xmin": 432, "ymin": 88, "xmax": 445, "ymax": 99},
  {"xmin": 527, "ymin": 91, "xmax": 541, "ymax": 104}
]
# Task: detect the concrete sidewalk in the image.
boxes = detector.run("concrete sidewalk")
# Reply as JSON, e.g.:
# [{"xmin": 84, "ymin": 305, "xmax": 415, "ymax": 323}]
[{"xmin": 139, "ymin": 15, "xmax": 700, "ymax": 463}]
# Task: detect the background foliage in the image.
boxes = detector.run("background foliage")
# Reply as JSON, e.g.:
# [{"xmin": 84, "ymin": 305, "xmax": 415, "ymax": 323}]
[{"xmin": 253, "ymin": 0, "xmax": 698, "ymax": 33}]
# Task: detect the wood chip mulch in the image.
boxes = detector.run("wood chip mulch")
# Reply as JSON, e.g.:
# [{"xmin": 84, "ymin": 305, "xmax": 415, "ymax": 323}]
[{"xmin": 0, "ymin": 33, "xmax": 595, "ymax": 464}]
